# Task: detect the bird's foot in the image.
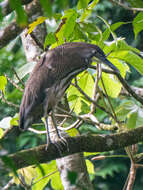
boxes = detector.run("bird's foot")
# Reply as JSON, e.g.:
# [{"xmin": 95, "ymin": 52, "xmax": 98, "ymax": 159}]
[
  {"xmin": 45, "ymin": 135, "xmax": 69, "ymax": 156},
  {"xmin": 58, "ymin": 135, "xmax": 69, "ymax": 152}
]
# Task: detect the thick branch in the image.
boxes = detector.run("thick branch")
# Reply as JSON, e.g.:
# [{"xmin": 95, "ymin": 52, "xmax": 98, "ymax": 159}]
[
  {"xmin": 0, "ymin": 0, "xmax": 42, "ymax": 49},
  {"xmin": 0, "ymin": 0, "xmax": 33, "ymax": 16},
  {"xmin": 3, "ymin": 126, "xmax": 143, "ymax": 170}
]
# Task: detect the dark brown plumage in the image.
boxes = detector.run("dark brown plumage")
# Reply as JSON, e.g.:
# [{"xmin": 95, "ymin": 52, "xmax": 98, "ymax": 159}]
[{"xmin": 19, "ymin": 42, "xmax": 119, "ymax": 143}]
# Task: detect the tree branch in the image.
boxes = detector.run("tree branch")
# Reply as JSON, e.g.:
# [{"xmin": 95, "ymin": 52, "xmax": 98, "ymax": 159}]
[
  {"xmin": 3, "ymin": 126, "xmax": 143, "ymax": 170},
  {"xmin": 0, "ymin": 0, "xmax": 42, "ymax": 49},
  {"xmin": 110, "ymin": 0, "xmax": 143, "ymax": 11},
  {"xmin": 0, "ymin": 0, "xmax": 33, "ymax": 17}
]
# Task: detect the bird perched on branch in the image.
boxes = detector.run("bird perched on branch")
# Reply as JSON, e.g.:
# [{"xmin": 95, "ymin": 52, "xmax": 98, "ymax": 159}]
[{"xmin": 19, "ymin": 42, "xmax": 119, "ymax": 145}]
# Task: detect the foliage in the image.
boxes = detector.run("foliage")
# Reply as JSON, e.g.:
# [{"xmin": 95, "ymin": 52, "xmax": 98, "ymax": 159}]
[{"xmin": 1, "ymin": 0, "xmax": 143, "ymax": 189}]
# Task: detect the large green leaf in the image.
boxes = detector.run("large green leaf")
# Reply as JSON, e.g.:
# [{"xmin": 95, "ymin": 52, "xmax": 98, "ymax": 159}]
[
  {"xmin": 32, "ymin": 161, "xmax": 63, "ymax": 190},
  {"xmin": 133, "ymin": 12, "xmax": 143, "ymax": 39},
  {"xmin": 110, "ymin": 50, "xmax": 143, "ymax": 74},
  {"xmin": 63, "ymin": 10, "xmax": 78, "ymax": 40},
  {"xmin": 95, "ymin": 163, "xmax": 125, "ymax": 179},
  {"xmin": 56, "ymin": 9, "xmax": 78, "ymax": 43},
  {"xmin": 115, "ymin": 100, "xmax": 143, "ymax": 128},
  {"xmin": 44, "ymin": 32, "xmax": 57, "ymax": 48},
  {"xmin": 9, "ymin": 0, "xmax": 27, "ymax": 26},
  {"xmin": 103, "ymin": 40, "xmax": 143, "ymax": 74},
  {"xmin": 98, "ymin": 57, "xmax": 128, "ymax": 98},
  {"xmin": 67, "ymin": 72, "xmax": 94, "ymax": 114},
  {"xmin": 80, "ymin": 0, "xmax": 99, "ymax": 22},
  {"xmin": 102, "ymin": 22, "xmax": 126, "ymax": 42},
  {"xmin": 40, "ymin": 0, "xmax": 52, "ymax": 17},
  {"xmin": 86, "ymin": 159, "xmax": 95, "ymax": 175},
  {"xmin": 77, "ymin": 0, "xmax": 91, "ymax": 9},
  {"xmin": 99, "ymin": 72, "xmax": 122, "ymax": 98},
  {"xmin": 72, "ymin": 23, "xmax": 88, "ymax": 41},
  {"xmin": 0, "ymin": 75, "xmax": 7, "ymax": 95},
  {"xmin": 104, "ymin": 39, "xmax": 140, "ymax": 54}
]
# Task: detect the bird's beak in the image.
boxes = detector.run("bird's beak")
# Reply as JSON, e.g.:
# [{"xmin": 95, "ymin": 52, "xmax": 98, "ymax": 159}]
[{"xmin": 99, "ymin": 56, "xmax": 120, "ymax": 74}]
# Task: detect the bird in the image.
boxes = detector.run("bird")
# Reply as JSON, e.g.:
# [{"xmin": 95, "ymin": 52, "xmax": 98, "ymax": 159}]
[{"xmin": 19, "ymin": 42, "xmax": 119, "ymax": 145}]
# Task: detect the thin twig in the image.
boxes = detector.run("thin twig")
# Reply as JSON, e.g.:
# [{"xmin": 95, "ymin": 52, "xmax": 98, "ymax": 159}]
[
  {"xmin": 30, "ymin": 32, "xmax": 45, "ymax": 50},
  {"xmin": 2, "ymin": 179, "xmax": 14, "ymax": 190},
  {"xmin": 100, "ymin": 77, "xmax": 119, "ymax": 124},
  {"xmin": 29, "ymin": 120, "xmax": 83, "ymax": 134},
  {"xmin": 90, "ymin": 64, "xmax": 102, "ymax": 114},
  {"xmin": 5, "ymin": 74, "xmax": 24, "ymax": 92},
  {"xmin": 11, "ymin": 67, "xmax": 25, "ymax": 87},
  {"xmin": 111, "ymin": 0, "xmax": 143, "ymax": 11},
  {"xmin": 71, "ymin": 81, "xmax": 115, "ymax": 119},
  {"xmin": 32, "ymin": 170, "xmax": 58, "ymax": 186},
  {"xmin": 89, "ymin": 65, "xmax": 143, "ymax": 105},
  {"xmin": 135, "ymin": 164, "xmax": 143, "ymax": 168},
  {"xmin": 0, "ymin": 93, "xmax": 19, "ymax": 108}
]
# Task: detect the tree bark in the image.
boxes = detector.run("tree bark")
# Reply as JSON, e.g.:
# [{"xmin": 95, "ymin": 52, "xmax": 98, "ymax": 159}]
[{"xmin": 3, "ymin": 125, "xmax": 143, "ymax": 170}]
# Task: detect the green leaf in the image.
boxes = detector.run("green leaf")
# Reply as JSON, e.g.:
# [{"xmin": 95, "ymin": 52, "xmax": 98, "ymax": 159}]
[
  {"xmin": 55, "ymin": 9, "xmax": 78, "ymax": 43},
  {"xmin": 127, "ymin": 111, "xmax": 138, "ymax": 129},
  {"xmin": 104, "ymin": 39, "xmax": 140, "ymax": 54},
  {"xmin": 133, "ymin": 12, "xmax": 143, "ymax": 39},
  {"xmin": 28, "ymin": 17, "xmax": 47, "ymax": 34},
  {"xmin": 63, "ymin": 11, "xmax": 78, "ymax": 40},
  {"xmin": 86, "ymin": 159, "xmax": 95, "ymax": 174},
  {"xmin": 84, "ymin": 152, "xmax": 99, "ymax": 157},
  {"xmin": 0, "ymin": 128, "xmax": 3, "ymax": 139},
  {"xmin": 115, "ymin": 100, "xmax": 143, "ymax": 128},
  {"xmin": 10, "ymin": 117, "xmax": 19, "ymax": 126},
  {"xmin": 110, "ymin": 50, "xmax": 143, "ymax": 74},
  {"xmin": 99, "ymin": 72, "xmax": 122, "ymax": 98},
  {"xmin": 67, "ymin": 171, "xmax": 78, "ymax": 185},
  {"xmin": 72, "ymin": 23, "xmax": 88, "ymax": 41},
  {"xmin": 66, "ymin": 128, "xmax": 79, "ymax": 137},
  {"xmin": 0, "ymin": 6, "xmax": 3, "ymax": 21},
  {"xmin": 2, "ymin": 156, "xmax": 18, "ymax": 177},
  {"xmin": 107, "ymin": 58, "xmax": 129, "ymax": 78},
  {"xmin": 10, "ymin": 166, "xmax": 37, "ymax": 185},
  {"xmin": 102, "ymin": 22, "xmax": 126, "ymax": 42},
  {"xmin": 32, "ymin": 161, "xmax": 63, "ymax": 190},
  {"xmin": 67, "ymin": 72, "xmax": 94, "ymax": 114},
  {"xmin": 80, "ymin": 0, "xmax": 99, "ymax": 22},
  {"xmin": 95, "ymin": 163, "xmax": 123, "ymax": 178},
  {"xmin": 115, "ymin": 100, "xmax": 137, "ymax": 121},
  {"xmin": 44, "ymin": 32, "xmax": 57, "ymax": 48},
  {"xmin": 77, "ymin": 0, "xmax": 90, "ymax": 9},
  {"xmin": 97, "ymin": 15, "xmax": 118, "ymax": 44},
  {"xmin": 9, "ymin": 0, "xmax": 27, "ymax": 26},
  {"xmin": 104, "ymin": 40, "xmax": 143, "ymax": 74},
  {"xmin": 40, "ymin": 0, "xmax": 52, "ymax": 17},
  {"xmin": 0, "ymin": 75, "xmax": 7, "ymax": 95},
  {"xmin": 78, "ymin": 72, "xmax": 94, "ymax": 98}
]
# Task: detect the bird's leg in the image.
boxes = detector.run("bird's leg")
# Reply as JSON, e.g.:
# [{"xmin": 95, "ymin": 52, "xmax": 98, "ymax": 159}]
[
  {"xmin": 51, "ymin": 109, "xmax": 69, "ymax": 151},
  {"xmin": 50, "ymin": 109, "xmax": 61, "ymax": 139}
]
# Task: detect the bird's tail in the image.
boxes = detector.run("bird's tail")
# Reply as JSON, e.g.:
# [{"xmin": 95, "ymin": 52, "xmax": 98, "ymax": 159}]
[{"xmin": 19, "ymin": 104, "xmax": 33, "ymax": 131}]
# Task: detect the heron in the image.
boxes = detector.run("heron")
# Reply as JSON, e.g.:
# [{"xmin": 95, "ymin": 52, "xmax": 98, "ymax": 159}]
[{"xmin": 19, "ymin": 42, "xmax": 119, "ymax": 145}]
